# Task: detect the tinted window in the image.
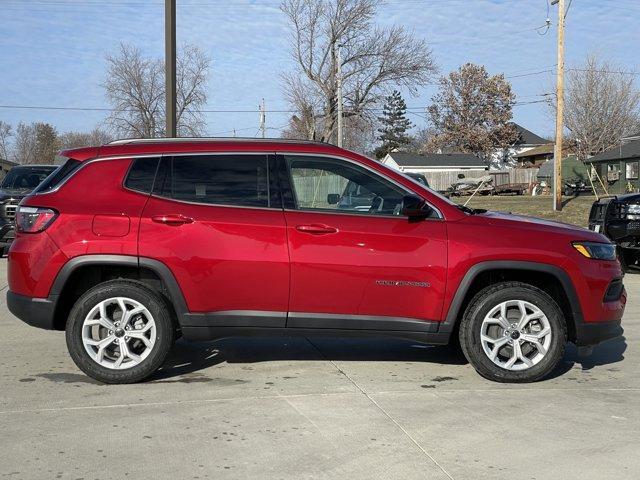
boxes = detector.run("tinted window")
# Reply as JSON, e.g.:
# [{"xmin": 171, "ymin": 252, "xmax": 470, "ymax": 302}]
[
  {"xmin": 14, "ymin": 164, "xmax": 67, "ymax": 192},
  {"xmin": 286, "ymin": 156, "xmax": 406, "ymax": 216},
  {"xmin": 125, "ymin": 157, "xmax": 160, "ymax": 193},
  {"xmin": 158, "ymin": 155, "xmax": 270, "ymax": 208}
]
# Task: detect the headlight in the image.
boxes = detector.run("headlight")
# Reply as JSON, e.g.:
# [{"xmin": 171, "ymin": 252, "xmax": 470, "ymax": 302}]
[
  {"xmin": 626, "ymin": 203, "xmax": 640, "ymax": 220},
  {"xmin": 572, "ymin": 242, "xmax": 617, "ymax": 260}
]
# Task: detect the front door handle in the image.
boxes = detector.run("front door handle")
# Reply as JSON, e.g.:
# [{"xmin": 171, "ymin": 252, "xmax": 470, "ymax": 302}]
[
  {"xmin": 151, "ymin": 214, "xmax": 194, "ymax": 226},
  {"xmin": 295, "ymin": 224, "xmax": 338, "ymax": 235}
]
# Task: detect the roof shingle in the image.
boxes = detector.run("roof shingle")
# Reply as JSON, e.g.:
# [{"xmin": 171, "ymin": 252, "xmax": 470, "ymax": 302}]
[{"xmin": 584, "ymin": 139, "xmax": 640, "ymax": 163}]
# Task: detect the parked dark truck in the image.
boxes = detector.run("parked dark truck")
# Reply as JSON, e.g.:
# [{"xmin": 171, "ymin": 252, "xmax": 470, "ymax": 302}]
[
  {"xmin": 0, "ymin": 165, "xmax": 58, "ymax": 254},
  {"xmin": 589, "ymin": 193, "xmax": 640, "ymax": 269}
]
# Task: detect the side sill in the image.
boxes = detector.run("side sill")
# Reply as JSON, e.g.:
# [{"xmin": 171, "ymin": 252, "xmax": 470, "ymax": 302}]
[
  {"xmin": 180, "ymin": 311, "xmax": 286, "ymax": 328},
  {"xmin": 287, "ymin": 312, "xmax": 440, "ymax": 333},
  {"xmin": 181, "ymin": 326, "xmax": 451, "ymax": 345}
]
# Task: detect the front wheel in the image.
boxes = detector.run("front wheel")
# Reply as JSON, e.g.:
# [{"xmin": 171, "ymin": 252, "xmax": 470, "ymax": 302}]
[
  {"xmin": 66, "ymin": 280, "xmax": 175, "ymax": 384},
  {"xmin": 459, "ymin": 282, "xmax": 567, "ymax": 383}
]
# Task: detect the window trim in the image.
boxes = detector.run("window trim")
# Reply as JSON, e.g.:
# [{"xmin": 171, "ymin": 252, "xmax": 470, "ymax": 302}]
[
  {"xmin": 279, "ymin": 153, "xmax": 443, "ymax": 220},
  {"xmin": 149, "ymin": 152, "xmax": 278, "ymax": 210}
]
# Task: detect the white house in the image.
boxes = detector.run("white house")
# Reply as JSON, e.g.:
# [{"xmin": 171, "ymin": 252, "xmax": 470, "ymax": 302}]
[{"xmin": 491, "ymin": 123, "xmax": 549, "ymax": 168}]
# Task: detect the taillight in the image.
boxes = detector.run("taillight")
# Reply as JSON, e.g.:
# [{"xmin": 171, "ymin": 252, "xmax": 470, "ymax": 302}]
[{"xmin": 15, "ymin": 206, "xmax": 57, "ymax": 233}]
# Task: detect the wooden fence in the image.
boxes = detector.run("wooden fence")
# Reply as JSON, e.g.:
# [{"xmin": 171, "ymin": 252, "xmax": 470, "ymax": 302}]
[{"xmin": 422, "ymin": 168, "xmax": 540, "ymax": 192}]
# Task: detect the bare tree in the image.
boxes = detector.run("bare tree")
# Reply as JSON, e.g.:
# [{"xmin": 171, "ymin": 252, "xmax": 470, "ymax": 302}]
[
  {"xmin": 281, "ymin": 0, "xmax": 437, "ymax": 144},
  {"xmin": 59, "ymin": 127, "xmax": 114, "ymax": 149},
  {"xmin": 13, "ymin": 122, "xmax": 60, "ymax": 165},
  {"xmin": 104, "ymin": 43, "xmax": 210, "ymax": 138},
  {"xmin": 427, "ymin": 63, "xmax": 517, "ymax": 163},
  {"xmin": 560, "ymin": 55, "xmax": 640, "ymax": 161},
  {"xmin": 0, "ymin": 121, "xmax": 12, "ymax": 160}
]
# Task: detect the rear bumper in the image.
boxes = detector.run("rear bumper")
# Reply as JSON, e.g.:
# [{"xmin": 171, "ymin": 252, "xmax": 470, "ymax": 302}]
[
  {"xmin": 575, "ymin": 319, "xmax": 623, "ymax": 346},
  {"xmin": 7, "ymin": 291, "xmax": 57, "ymax": 330}
]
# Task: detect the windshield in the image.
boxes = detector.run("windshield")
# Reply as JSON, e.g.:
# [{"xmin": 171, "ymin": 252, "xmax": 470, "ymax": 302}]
[{"xmin": 1, "ymin": 166, "xmax": 58, "ymax": 190}]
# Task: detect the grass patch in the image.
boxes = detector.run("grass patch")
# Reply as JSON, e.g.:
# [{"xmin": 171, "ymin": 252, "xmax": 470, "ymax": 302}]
[{"xmin": 452, "ymin": 195, "xmax": 596, "ymax": 227}]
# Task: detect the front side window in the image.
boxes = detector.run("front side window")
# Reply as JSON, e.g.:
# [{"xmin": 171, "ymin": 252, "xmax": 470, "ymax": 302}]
[
  {"xmin": 156, "ymin": 155, "xmax": 270, "ymax": 208},
  {"xmin": 286, "ymin": 155, "xmax": 407, "ymax": 216}
]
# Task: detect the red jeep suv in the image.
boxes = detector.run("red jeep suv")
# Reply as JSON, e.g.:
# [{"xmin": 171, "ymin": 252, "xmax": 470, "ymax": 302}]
[{"xmin": 7, "ymin": 139, "xmax": 626, "ymax": 384}]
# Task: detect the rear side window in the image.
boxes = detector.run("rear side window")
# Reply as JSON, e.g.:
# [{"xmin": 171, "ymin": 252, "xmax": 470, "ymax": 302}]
[
  {"xmin": 124, "ymin": 157, "xmax": 160, "ymax": 193},
  {"xmin": 32, "ymin": 159, "xmax": 81, "ymax": 193},
  {"xmin": 156, "ymin": 155, "xmax": 270, "ymax": 208}
]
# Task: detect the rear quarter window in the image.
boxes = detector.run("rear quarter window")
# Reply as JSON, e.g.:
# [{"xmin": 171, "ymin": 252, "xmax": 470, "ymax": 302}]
[
  {"xmin": 124, "ymin": 157, "xmax": 160, "ymax": 193},
  {"xmin": 32, "ymin": 159, "xmax": 81, "ymax": 193}
]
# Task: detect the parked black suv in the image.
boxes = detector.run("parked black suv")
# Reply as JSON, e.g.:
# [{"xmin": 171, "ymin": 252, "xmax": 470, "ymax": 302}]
[
  {"xmin": 589, "ymin": 193, "xmax": 640, "ymax": 268},
  {"xmin": 0, "ymin": 164, "xmax": 58, "ymax": 254}
]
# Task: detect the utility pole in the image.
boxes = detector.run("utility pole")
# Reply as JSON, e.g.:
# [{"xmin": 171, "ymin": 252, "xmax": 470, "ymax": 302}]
[
  {"xmin": 259, "ymin": 98, "xmax": 266, "ymax": 138},
  {"xmin": 335, "ymin": 43, "xmax": 344, "ymax": 148},
  {"xmin": 165, "ymin": 0, "xmax": 177, "ymax": 138},
  {"xmin": 552, "ymin": 0, "xmax": 565, "ymax": 211}
]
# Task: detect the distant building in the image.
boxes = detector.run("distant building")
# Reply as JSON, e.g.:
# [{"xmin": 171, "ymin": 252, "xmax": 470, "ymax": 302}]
[
  {"xmin": 584, "ymin": 138, "xmax": 640, "ymax": 194},
  {"xmin": 492, "ymin": 123, "xmax": 549, "ymax": 168},
  {"xmin": 381, "ymin": 152, "xmax": 487, "ymax": 174},
  {"xmin": 513, "ymin": 143, "xmax": 575, "ymax": 168}
]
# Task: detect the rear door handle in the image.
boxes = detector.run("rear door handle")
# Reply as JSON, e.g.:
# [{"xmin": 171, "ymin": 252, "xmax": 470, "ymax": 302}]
[
  {"xmin": 151, "ymin": 214, "xmax": 194, "ymax": 226},
  {"xmin": 295, "ymin": 224, "xmax": 338, "ymax": 235}
]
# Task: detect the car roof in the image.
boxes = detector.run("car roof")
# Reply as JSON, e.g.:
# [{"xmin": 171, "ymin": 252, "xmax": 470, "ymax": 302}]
[{"xmin": 61, "ymin": 137, "xmax": 346, "ymax": 162}]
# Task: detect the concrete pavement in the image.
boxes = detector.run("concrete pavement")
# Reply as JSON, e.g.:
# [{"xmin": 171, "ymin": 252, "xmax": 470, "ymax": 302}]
[{"xmin": 0, "ymin": 259, "xmax": 638, "ymax": 479}]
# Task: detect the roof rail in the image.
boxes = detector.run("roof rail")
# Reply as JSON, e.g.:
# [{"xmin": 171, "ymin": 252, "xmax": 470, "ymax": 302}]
[{"xmin": 106, "ymin": 137, "xmax": 330, "ymax": 146}]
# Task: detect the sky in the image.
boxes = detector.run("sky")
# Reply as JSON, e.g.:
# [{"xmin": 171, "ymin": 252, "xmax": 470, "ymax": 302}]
[{"xmin": 1, "ymin": 0, "xmax": 639, "ymax": 141}]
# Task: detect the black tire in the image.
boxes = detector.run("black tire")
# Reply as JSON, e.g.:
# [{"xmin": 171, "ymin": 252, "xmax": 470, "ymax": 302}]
[
  {"xmin": 459, "ymin": 282, "xmax": 567, "ymax": 383},
  {"xmin": 66, "ymin": 280, "xmax": 175, "ymax": 384}
]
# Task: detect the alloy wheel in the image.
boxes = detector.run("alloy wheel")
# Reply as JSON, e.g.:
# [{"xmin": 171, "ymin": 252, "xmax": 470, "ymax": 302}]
[
  {"xmin": 480, "ymin": 300, "xmax": 552, "ymax": 371},
  {"xmin": 81, "ymin": 297, "xmax": 156, "ymax": 370}
]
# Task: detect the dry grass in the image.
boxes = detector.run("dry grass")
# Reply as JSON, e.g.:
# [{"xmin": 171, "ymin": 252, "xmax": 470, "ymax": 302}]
[{"xmin": 452, "ymin": 194, "xmax": 596, "ymax": 227}]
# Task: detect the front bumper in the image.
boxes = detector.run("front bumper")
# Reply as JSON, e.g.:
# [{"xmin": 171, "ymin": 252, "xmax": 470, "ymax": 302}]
[{"xmin": 7, "ymin": 291, "xmax": 57, "ymax": 330}]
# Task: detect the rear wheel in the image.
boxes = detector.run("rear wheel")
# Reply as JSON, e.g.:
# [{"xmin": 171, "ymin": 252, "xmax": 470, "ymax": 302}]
[
  {"xmin": 66, "ymin": 280, "xmax": 175, "ymax": 384},
  {"xmin": 459, "ymin": 282, "xmax": 566, "ymax": 383}
]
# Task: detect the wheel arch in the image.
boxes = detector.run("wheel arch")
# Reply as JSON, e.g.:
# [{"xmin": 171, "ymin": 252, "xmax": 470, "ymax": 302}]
[
  {"xmin": 50, "ymin": 255, "xmax": 188, "ymax": 330},
  {"xmin": 441, "ymin": 261, "xmax": 583, "ymax": 342}
]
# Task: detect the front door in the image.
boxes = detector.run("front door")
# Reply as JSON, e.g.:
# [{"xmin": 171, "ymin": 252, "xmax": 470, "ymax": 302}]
[
  {"xmin": 281, "ymin": 154, "xmax": 447, "ymax": 331},
  {"xmin": 138, "ymin": 153, "xmax": 289, "ymax": 327}
]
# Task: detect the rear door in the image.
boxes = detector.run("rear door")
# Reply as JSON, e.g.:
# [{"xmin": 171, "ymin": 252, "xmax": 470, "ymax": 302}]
[
  {"xmin": 280, "ymin": 154, "xmax": 447, "ymax": 331},
  {"xmin": 138, "ymin": 153, "xmax": 289, "ymax": 327}
]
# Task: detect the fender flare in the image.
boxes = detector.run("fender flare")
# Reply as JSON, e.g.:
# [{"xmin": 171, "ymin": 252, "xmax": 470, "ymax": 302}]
[
  {"xmin": 49, "ymin": 254, "xmax": 189, "ymax": 316},
  {"xmin": 439, "ymin": 260, "xmax": 584, "ymax": 334}
]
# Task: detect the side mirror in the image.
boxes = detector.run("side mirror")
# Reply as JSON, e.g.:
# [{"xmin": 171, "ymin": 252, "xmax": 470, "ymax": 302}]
[
  {"xmin": 401, "ymin": 195, "xmax": 429, "ymax": 220},
  {"xmin": 327, "ymin": 193, "xmax": 340, "ymax": 205}
]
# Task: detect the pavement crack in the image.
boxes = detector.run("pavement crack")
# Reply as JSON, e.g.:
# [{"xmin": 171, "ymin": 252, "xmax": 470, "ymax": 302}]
[{"xmin": 304, "ymin": 337, "xmax": 455, "ymax": 480}]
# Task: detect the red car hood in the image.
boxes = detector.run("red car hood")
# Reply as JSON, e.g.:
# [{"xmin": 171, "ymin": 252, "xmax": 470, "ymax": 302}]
[{"xmin": 469, "ymin": 210, "xmax": 609, "ymax": 242}]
